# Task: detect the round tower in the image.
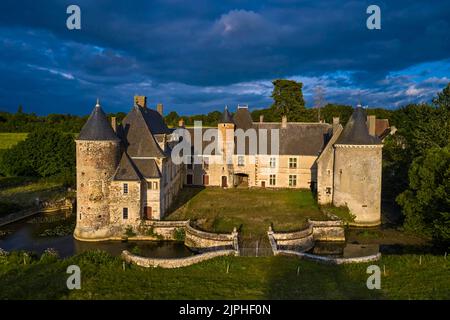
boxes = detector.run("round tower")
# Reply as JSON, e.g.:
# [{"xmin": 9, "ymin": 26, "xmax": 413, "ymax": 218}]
[
  {"xmin": 74, "ymin": 100, "xmax": 120, "ymax": 240},
  {"xmin": 332, "ymin": 106, "xmax": 383, "ymax": 226}
]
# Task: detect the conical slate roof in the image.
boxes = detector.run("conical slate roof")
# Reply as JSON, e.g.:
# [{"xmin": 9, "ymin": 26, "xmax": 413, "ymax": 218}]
[
  {"xmin": 334, "ymin": 107, "xmax": 382, "ymax": 145},
  {"xmin": 233, "ymin": 106, "xmax": 253, "ymax": 130},
  {"xmin": 77, "ymin": 101, "xmax": 118, "ymax": 141},
  {"xmin": 220, "ymin": 106, "xmax": 234, "ymax": 124}
]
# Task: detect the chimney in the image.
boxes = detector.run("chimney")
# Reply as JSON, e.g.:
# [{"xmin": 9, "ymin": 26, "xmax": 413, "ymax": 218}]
[
  {"xmin": 367, "ymin": 115, "xmax": 376, "ymax": 136},
  {"xmin": 134, "ymin": 95, "xmax": 147, "ymax": 108},
  {"xmin": 332, "ymin": 117, "xmax": 340, "ymax": 135},
  {"xmin": 259, "ymin": 115, "xmax": 264, "ymax": 123},
  {"xmin": 281, "ymin": 115, "xmax": 287, "ymax": 128},
  {"xmin": 157, "ymin": 103, "xmax": 163, "ymax": 116},
  {"xmin": 178, "ymin": 118, "xmax": 185, "ymax": 127},
  {"xmin": 111, "ymin": 117, "xmax": 117, "ymax": 132}
]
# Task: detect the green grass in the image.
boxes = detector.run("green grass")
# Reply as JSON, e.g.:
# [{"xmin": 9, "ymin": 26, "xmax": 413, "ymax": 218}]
[
  {"xmin": 0, "ymin": 251, "xmax": 448, "ymax": 299},
  {"xmin": 0, "ymin": 178, "xmax": 67, "ymax": 216},
  {"xmin": 0, "ymin": 133, "xmax": 28, "ymax": 150},
  {"xmin": 166, "ymin": 187, "xmax": 326, "ymax": 236}
]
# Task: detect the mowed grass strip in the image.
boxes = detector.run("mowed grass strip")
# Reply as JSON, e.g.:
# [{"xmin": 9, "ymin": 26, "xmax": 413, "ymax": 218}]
[
  {"xmin": 166, "ymin": 187, "xmax": 326, "ymax": 236},
  {"xmin": 0, "ymin": 133, "xmax": 28, "ymax": 149},
  {"xmin": 0, "ymin": 251, "xmax": 448, "ymax": 299}
]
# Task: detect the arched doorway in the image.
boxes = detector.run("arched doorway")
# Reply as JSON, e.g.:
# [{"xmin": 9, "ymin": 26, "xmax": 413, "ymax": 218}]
[{"xmin": 234, "ymin": 173, "xmax": 249, "ymax": 187}]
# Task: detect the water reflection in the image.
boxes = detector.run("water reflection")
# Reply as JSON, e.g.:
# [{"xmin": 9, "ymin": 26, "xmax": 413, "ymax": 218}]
[{"xmin": 0, "ymin": 211, "xmax": 193, "ymax": 258}]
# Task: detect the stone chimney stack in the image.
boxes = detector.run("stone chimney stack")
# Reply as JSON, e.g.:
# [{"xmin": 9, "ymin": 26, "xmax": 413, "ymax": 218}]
[
  {"xmin": 111, "ymin": 117, "xmax": 117, "ymax": 132},
  {"xmin": 332, "ymin": 117, "xmax": 340, "ymax": 135},
  {"xmin": 134, "ymin": 95, "xmax": 147, "ymax": 108},
  {"xmin": 259, "ymin": 115, "xmax": 264, "ymax": 123},
  {"xmin": 178, "ymin": 118, "xmax": 185, "ymax": 127},
  {"xmin": 281, "ymin": 115, "xmax": 287, "ymax": 128},
  {"xmin": 367, "ymin": 115, "xmax": 376, "ymax": 136},
  {"xmin": 157, "ymin": 103, "xmax": 163, "ymax": 116}
]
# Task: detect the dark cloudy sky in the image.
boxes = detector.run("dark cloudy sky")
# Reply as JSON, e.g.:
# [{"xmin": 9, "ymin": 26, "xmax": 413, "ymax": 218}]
[{"xmin": 0, "ymin": 0, "xmax": 449, "ymax": 115}]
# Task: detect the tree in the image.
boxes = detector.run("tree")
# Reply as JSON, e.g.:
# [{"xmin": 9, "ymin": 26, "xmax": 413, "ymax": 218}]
[
  {"xmin": 270, "ymin": 79, "xmax": 305, "ymax": 118},
  {"xmin": 164, "ymin": 111, "xmax": 180, "ymax": 127},
  {"xmin": 0, "ymin": 128, "xmax": 76, "ymax": 185},
  {"xmin": 396, "ymin": 146, "xmax": 450, "ymax": 244}
]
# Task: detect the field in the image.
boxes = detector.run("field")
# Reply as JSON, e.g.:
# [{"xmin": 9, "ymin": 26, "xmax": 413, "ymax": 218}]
[
  {"xmin": 166, "ymin": 187, "xmax": 326, "ymax": 237},
  {"xmin": 0, "ymin": 251, "xmax": 448, "ymax": 299},
  {"xmin": 0, "ymin": 178, "xmax": 67, "ymax": 216},
  {"xmin": 0, "ymin": 133, "xmax": 27, "ymax": 150}
]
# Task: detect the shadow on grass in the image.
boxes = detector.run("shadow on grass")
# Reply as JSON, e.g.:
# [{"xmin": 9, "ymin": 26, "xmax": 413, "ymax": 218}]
[
  {"xmin": 165, "ymin": 186, "xmax": 205, "ymax": 217},
  {"xmin": 264, "ymin": 256, "xmax": 384, "ymax": 299}
]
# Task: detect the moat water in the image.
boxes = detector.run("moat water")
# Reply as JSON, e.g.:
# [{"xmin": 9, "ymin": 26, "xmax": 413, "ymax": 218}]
[{"xmin": 0, "ymin": 211, "xmax": 194, "ymax": 258}]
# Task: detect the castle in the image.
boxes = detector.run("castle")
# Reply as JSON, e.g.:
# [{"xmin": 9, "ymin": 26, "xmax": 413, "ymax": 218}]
[{"xmin": 75, "ymin": 95, "xmax": 388, "ymax": 240}]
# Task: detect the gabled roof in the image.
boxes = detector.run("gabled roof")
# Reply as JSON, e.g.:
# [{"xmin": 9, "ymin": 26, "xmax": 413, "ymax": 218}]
[
  {"xmin": 77, "ymin": 102, "xmax": 118, "ymax": 141},
  {"xmin": 121, "ymin": 106, "xmax": 167, "ymax": 158},
  {"xmin": 113, "ymin": 152, "xmax": 141, "ymax": 181},
  {"xmin": 220, "ymin": 106, "xmax": 234, "ymax": 124},
  {"xmin": 233, "ymin": 107, "xmax": 253, "ymax": 130},
  {"xmin": 138, "ymin": 106, "xmax": 171, "ymax": 135},
  {"xmin": 132, "ymin": 158, "xmax": 161, "ymax": 178},
  {"xmin": 335, "ymin": 107, "xmax": 382, "ymax": 145}
]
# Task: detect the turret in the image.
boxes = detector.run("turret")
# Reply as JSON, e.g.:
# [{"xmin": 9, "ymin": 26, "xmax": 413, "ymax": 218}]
[
  {"xmin": 74, "ymin": 99, "xmax": 120, "ymax": 239},
  {"xmin": 332, "ymin": 106, "xmax": 383, "ymax": 226}
]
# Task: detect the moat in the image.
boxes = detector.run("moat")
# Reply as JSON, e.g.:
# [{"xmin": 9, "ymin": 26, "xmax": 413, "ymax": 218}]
[
  {"xmin": 0, "ymin": 211, "xmax": 193, "ymax": 258},
  {"xmin": 0, "ymin": 210, "xmax": 397, "ymax": 260}
]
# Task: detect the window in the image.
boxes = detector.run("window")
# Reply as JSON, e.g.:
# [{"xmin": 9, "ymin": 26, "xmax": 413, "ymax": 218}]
[
  {"xmin": 203, "ymin": 157, "xmax": 209, "ymax": 170},
  {"xmin": 238, "ymin": 156, "xmax": 245, "ymax": 166},
  {"xmin": 123, "ymin": 183, "xmax": 128, "ymax": 194},
  {"xmin": 148, "ymin": 181, "xmax": 152, "ymax": 189},
  {"xmin": 153, "ymin": 181, "xmax": 158, "ymax": 189},
  {"xmin": 289, "ymin": 157, "xmax": 298, "ymax": 169},
  {"xmin": 187, "ymin": 174, "xmax": 193, "ymax": 185},
  {"xmin": 289, "ymin": 175, "xmax": 297, "ymax": 187},
  {"xmin": 270, "ymin": 157, "xmax": 276, "ymax": 168},
  {"xmin": 326, "ymin": 187, "xmax": 332, "ymax": 195},
  {"xmin": 122, "ymin": 208, "xmax": 128, "ymax": 219},
  {"xmin": 269, "ymin": 174, "xmax": 276, "ymax": 186}
]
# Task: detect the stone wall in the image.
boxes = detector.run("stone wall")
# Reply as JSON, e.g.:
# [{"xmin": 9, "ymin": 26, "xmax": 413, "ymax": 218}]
[
  {"xmin": 277, "ymin": 250, "xmax": 381, "ymax": 265},
  {"xmin": 122, "ymin": 249, "xmax": 236, "ymax": 268},
  {"xmin": 268, "ymin": 219, "xmax": 345, "ymax": 252},
  {"xmin": 333, "ymin": 145, "xmax": 382, "ymax": 226},
  {"xmin": 309, "ymin": 220, "xmax": 345, "ymax": 241},
  {"xmin": 316, "ymin": 125, "xmax": 343, "ymax": 205},
  {"xmin": 185, "ymin": 223, "xmax": 238, "ymax": 252},
  {"xmin": 75, "ymin": 140, "xmax": 120, "ymax": 240}
]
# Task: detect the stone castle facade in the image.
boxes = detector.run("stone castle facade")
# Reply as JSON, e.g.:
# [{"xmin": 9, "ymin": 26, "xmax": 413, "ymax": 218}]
[{"xmin": 75, "ymin": 96, "xmax": 390, "ymax": 240}]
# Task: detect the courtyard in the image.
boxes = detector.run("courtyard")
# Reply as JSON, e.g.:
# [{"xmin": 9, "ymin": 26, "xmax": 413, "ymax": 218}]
[{"xmin": 165, "ymin": 187, "xmax": 327, "ymax": 238}]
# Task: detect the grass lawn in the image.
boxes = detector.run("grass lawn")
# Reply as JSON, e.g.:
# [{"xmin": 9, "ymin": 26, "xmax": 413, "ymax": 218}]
[
  {"xmin": 0, "ymin": 251, "xmax": 448, "ymax": 299},
  {"xmin": 0, "ymin": 178, "xmax": 67, "ymax": 216},
  {"xmin": 166, "ymin": 187, "xmax": 326, "ymax": 237},
  {"xmin": 0, "ymin": 133, "xmax": 27, "ymax": 150}
]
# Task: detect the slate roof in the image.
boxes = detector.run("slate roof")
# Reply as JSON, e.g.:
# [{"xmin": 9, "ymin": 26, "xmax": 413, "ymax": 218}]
[
  {"xmin": 335, "ymin": 107, "xmax": 382, "ymax": 145},
  {"xmin": 233, "ymin": 107, "xmax": 253, "ymax": 131},
  {"xmin": 220, "ymin": 106, "xmax": 234, "ymax": 124},
  {"xmin": 120, "ymin": 106, "xmax": 167, "ymax": 158},
  {"xmin": 77, "ymin": 103, "xmax": 118, "ymax": 141},
  {"xmin": 113, "ymin": 152, "xmax": 142, "ymax": 181},
  {"xmin": 132, "ymin": 158, "xmax": 161, "ymax": 178},
  {"xmin": 184, "ymin": 122, "xmax": 331, "ymax": 156}
]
